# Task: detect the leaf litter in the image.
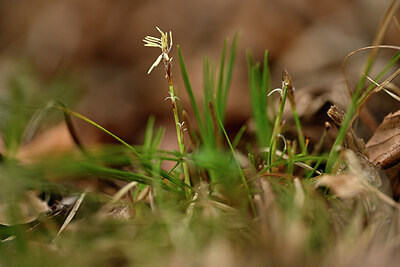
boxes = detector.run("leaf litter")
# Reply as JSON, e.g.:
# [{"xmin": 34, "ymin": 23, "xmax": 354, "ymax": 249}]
[{"xmin": 2, "ymin": 1, "xmax": 400, "ymax": 267}]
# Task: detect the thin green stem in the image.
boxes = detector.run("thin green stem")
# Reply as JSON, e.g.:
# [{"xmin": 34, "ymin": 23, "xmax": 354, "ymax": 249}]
[
  {"xmin": 217, "ymin": 112, "xmax": 256, "ymax": 216},
  {"xmin": 169, "ymin": 85, "xmax": 191, "ymax": 197},
  {"xmin": 290, "ymin": 104, "xmax": 306, "ymax": 154},
  {"xmin": 268, "ymin": 72, "xmax": 290, "ymax": 167},
  {"xmin": 325, "ymin": 94, "xmax": 358, "ymax": 172}
]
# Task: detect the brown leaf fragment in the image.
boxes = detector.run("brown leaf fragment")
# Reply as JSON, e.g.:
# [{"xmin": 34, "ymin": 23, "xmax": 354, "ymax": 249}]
[
  {"xmin": 316, "ymin": 173, "xmax": 366, "ymax": 199},
  {"xmin": 0, "ymin": 191, "xmax": 50, "ymax": 226},
  {"xmin": 346, "ymin": 150, "xmax": 382, "ymax": 188},
  {"xmin": 366, "ymin": 109, "xmax": 400, "ymax": 169},
  {"xmin": 327, "ymin": 104, "xmax": 346, "ymax": 126},
  {"xmin": 327, "ymin": 105, "xmax": 368, "ymax": 156}
]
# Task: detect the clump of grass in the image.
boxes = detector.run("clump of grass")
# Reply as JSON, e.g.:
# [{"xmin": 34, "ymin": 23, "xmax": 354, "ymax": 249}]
[{"xmin": 1, "ymin": 5, "xmax": 400, "ymax": 266}]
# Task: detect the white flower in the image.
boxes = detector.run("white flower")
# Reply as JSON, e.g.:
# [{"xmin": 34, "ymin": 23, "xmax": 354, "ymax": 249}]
[
  {"xmin": 177, "ymin": 121, "xmax": 187, "ymax": 132},
  {"xmin": 143, "ymin": 27, "xmax": 173, "ymax": 74},
  {"xmin": 165, "ymin": 92, "xmax": 180, "ymax": 102}
]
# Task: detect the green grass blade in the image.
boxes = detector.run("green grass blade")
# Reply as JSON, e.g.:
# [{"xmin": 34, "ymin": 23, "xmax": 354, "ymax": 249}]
[
  {"xmin": 232, "ymin": 125, "xmax": 246, "ymax": 149},
  {"xmin": 177, "ymin": 46, "xmax": 205, "ymax": 137},
  {"xmin": 221, "ymin": 33, "xmax": 238, "ymax": 119},
  {"xmin": 143, "ymin": 116, "xmax": 155, "ymax": 150},
  {"xmin": 216, "ymin": 39, "xmax": 228, "ymax": 122},
  {"xmin": 56, "ymin": 104, "xmax": 184, "ymax": 189},
  {"xmin": 247, "ymin": 51, "xmax": 271, "ymax": 147},
  {"xmin": 203, "ymin": 57, "xmax": 217, "ymax": 148},
  {"xmin": 216, "ymin": 110, "xmax": 256, "ymax": 215}
]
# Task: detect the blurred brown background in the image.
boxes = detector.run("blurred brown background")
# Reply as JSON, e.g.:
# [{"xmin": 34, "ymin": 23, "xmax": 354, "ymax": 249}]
[{"xmin": 1, "ymin": 0, "xmax": 399, "ymax": 154}]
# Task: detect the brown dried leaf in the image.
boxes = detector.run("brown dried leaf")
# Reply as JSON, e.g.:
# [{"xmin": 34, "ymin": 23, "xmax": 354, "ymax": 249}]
[
  {"xmin": 327, "ymin": 105, "xmax": 368, "ymax": 156},
  {"xmin": 316, "ymin": 173, "xmax": 366, "ymax": 199},
  {"xmin": 0, "ymin": 191, "xmax": 50, "ymax": 225},
  {"xmin": 316, "ymin": 150, "xmax": 385, "ymax": 199},
  {"xmin": 366, "ymin": 109, "xmax": 400, "ymax": 169}
]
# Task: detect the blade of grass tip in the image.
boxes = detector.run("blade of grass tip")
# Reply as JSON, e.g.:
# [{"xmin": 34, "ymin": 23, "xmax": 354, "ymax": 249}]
[
  {"xmin": 216, "ymin": 110, "xmax": 256, "ymax": 215},
  {"xmin": 260, "ymin": 50, "xmax": 272, "ymax": 141},
  {"xmin": 216, "ymin": 39, "xmax": 228, "ymax": 122},
  {"xmin": 248, "ymin": 62, "xmax": 264, "ymax": 147},
  {"xmin": 143, "ymin": 116, "xmax": 155, "ymax": 150},
  {"xmin": 358, "ymin": 67, "xmax": 400, "ymax": 112},
  {"xmin": 208, "ymin": 101, "xmax": 223, "ymax": 147},
  {"xmin": 357, "ymin": 50, "xmax": 400, "ymax": 106},
  {"xmin": 306, "ymin": 157, "xmax": 322, "ymax": 179},
  {"xmin": 203, "ymin": 57, "xmax": 217, "ymax": 148},
  {"xmin": 51, "ymin": 191, "xmax": 86, "ymax": 244},
  {"xmin": 152, "ymin": 126, "xmax": 166, "ymax": 150},
  {"xmin": 261, "ymin": 50, "xmax": 270, "ymax": 93},
  {"xmin": 232, "ymin": 125, "xmax": 246, "ymax": 149},
  {"xmin": 287, "ymin": 141, "xmax": 295, "ymax": 176},
  {"xmin": 55, "ymin": 101, "xmax": 84, "ymax": 150},
  {"xmin": 177, "ymin": 45, "xmax": 206, "ymax": 137},
  {"xmin": 221, "ymin": 33, "xmax": 238, "ymax": 120},
  {"xmin": 22, "ymin": 99, "xmax": 58, "ymax": 144}
]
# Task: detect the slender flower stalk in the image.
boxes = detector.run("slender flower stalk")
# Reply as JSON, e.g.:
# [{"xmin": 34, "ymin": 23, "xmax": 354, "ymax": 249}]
[
  {"xmin": 144, "ymin": 27, "xmax": 191, "ymax": 197},
  {"xmin": 286, "ymin": 74, "xmax": 307, "ymax": 154},
  {"xmin": 268, "ymin": 70, "xmax": 290, "ymax": 167}
]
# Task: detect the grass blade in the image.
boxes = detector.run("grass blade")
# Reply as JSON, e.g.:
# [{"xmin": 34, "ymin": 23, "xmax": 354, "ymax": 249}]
[{"xmin": 177, "ymin": 46, "xmax": 206, "ymax": 138}]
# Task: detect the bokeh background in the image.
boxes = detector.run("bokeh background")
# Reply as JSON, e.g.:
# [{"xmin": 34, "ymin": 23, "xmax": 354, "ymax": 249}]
[{"xmin": 0, "ymin": 0, "xmax": 399, "ymax": 155}]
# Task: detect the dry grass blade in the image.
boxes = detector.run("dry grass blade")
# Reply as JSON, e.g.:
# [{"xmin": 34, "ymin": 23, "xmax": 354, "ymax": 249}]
[
  {"xmin": 100, "ymin": 181, "xmax": 138, "ymax": 215},
  {"xmin": 149, "ymin": 189, "xmax": 156, "ymax": 214},
  {"xmin": 394, "ymin": 16, "xmax": 400, "ymax": 31},
  {"xmin": 111, "ymin": 181, "xmax": 138, "ymax": 204},
  {"xmin": 358, "ymin": 66, "xmax": 400, "ymax": 113},
  {"xmin": 293, "ymin": 178, "xmax": 304, "ymax": 208},
  {"xmin": 342, "ymin": 45, "xmax": 400, "ymax": 96},
  {"xmin": 364, "ymin": 75, "xmax": 400, "ymax": 102},
  {"xmin": 372, "ymin": 0, "xmax": 399, "ymax": 45},
  {"xmin": 52, "ymin": 191, "xmax": 86, "ymax": 244},
  {"xmin": 362, "ymin": 0, "xmax": 400, "ymax": 76}
]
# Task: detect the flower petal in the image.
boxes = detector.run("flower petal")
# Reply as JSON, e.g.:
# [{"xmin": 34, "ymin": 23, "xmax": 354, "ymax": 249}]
[
  {"xmin": 144, "ymin": 43, "xmax": 162, "ymax": 48},
  {"xmin": 147, "ymin": 54, "xmax": 163, "ymax": 74},
  {"xmin": 144, "ymin": 36, "xmax": 161, "ymax": 42},
  {"xmin": 156, "ymin": 27, "xmax": 164, "ymax": 35}
]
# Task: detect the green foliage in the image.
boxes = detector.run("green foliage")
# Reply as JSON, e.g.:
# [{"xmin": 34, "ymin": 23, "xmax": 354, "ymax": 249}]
[
  {"xmin": 247, "ymin": 50, "xmax": 272, "ymax": 148},
  {"xmin": 0, "ymin": 29, "xmax": 399, "ymax": 267},
  {"xmin": 178, "ymin": 34, "xmax": 238, "ymax": 150}
]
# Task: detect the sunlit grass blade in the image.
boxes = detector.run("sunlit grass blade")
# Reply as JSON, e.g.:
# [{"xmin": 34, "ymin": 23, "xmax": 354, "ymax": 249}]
[
  {"xmin": 247, "ymin": 51, "xmax": 272, "ymax": 148},
  {"xmin": 203, "ymin": 57, "xmax": 217, "ymax": 148},
  {"xmin": 55, "ymin": 104, "xmax": 185, "ymax": 189},
  {"xmin": 232, "ymin": 124, "xmax": 246, "ymax": 149},
  {"xmin": 143, "ymin": 116, "xmax": 155, "ymax": 151},
  {"xmin": 221, "ymin": 33, "xmax": 238, "ymax": 122},
  {"xmin": 216, "ymin": 39, "xmax": 228, "ymax": 122},
  {"xmin": 177, "ymin": 45, "xmax": 206, "ymax": 139},
  {"xmin": 217, "ymin": 111, "xmax": 256, "ymax": 215}
]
